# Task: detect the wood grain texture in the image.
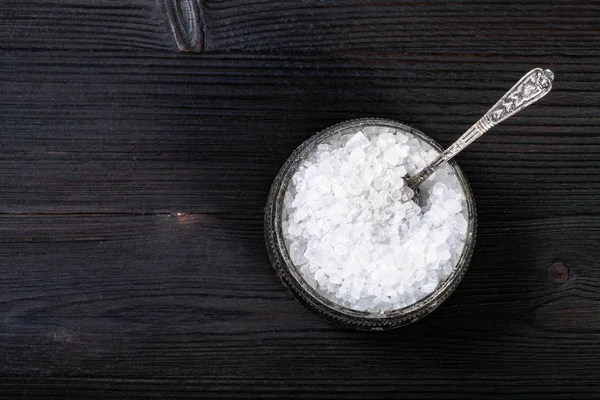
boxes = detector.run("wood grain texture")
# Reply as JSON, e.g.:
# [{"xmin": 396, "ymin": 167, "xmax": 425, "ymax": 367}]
[
  {"xmin": 198, "ymin": 0, "xmax": 600, "ymax": 54},
  {"xmin": 1, "ymin": 0, "xmax": 600, "ymax": 398},
  {"xmin": 0, "ymin": 52, "xmax": 598, "ymax": 217},
  {"xmin": 0, "ymin": 1, "xmax": 172, "ymax": 51},
  {"xmin": 166, "ymin": 0, "xmax": 205, "ymax": 52}
]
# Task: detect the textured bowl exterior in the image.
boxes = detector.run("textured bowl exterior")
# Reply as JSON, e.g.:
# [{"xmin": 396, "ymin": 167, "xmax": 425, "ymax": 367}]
[{"xmin": 265, "ymin": 118, "xmax": 477, "ymax": 330}]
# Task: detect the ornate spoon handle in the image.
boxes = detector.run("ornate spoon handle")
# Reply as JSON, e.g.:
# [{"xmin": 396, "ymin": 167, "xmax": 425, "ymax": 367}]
[{"xmin": 406, "ymin": 68, "xmax": 554, "ymax": 189}]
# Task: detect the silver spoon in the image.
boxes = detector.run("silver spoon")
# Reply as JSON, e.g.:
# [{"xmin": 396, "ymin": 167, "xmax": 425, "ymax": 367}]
[{"xmin": 406, "ymin": 67, "xmax": 554, "ymax": 200}]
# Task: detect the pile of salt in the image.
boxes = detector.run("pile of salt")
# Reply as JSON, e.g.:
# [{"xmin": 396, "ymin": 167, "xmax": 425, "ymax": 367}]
[{"xmin": 282, "ymin": 126, "xmax": 469, "ymax": 313}]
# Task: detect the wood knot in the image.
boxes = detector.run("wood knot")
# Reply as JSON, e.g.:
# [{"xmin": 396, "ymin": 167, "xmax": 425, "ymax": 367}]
[
  {"xmin": 165, "ymin": 0, "xmax": 204, "ymax": 52},
  {"xmin": 548, "ymin": 261, "xmax": 570, "ymax": 285}
]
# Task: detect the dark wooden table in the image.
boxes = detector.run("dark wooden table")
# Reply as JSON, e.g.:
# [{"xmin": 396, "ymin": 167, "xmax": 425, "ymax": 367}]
[{"xmin": 1, "ymin": 1, "xmax": 599, "ymax": 398}]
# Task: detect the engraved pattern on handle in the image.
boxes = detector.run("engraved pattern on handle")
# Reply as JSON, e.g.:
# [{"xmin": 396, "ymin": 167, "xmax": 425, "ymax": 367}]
[
  {"xmin": 406, "ymin": 68, "xmax": 554, "ymax": 189},
  {"xmin": 488, "ymin": 68, "xmax": 554, "ymax": 124}
]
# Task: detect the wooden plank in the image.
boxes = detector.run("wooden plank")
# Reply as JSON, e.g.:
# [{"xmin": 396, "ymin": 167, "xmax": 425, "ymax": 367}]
[
  {"xmin": 0, "ymin": 214, "xmax": 599, "ymax": 383},
  {"xmin": 0, "ymin": 1, "xmax": 172, "ymax": 51},
  {"xmin": 1, "ymin": 376, "xmax": 599, "ymax": 399},
  {"xmin": 199, "ymin": 0, "xmax": 600, "ymax": 54},
  {"xmin": 3, "ymin": 1, "xmax": 600, "ymax": 55},
  {"xmin": 0, "ymin": 52, "xmax": 598, "ymax": 217}
]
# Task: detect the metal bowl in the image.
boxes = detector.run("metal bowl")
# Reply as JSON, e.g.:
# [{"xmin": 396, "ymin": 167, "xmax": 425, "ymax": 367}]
[{"xmin": 264, "ymin": 118, "xmax": 477, "ymax": 330}]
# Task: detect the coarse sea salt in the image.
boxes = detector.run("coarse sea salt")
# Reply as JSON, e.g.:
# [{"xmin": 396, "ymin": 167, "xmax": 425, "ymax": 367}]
[{"xmin": 282, "ymin": 126, "xmax": 469, "ymax": 313}]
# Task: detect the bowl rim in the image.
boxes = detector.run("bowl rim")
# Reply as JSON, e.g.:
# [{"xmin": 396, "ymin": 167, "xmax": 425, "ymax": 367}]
[{"xmin": 264, "ymin": 118, "xmax": 477, "ymax": 330}]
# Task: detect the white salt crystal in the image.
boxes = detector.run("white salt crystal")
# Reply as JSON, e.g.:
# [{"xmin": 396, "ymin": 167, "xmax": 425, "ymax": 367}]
[
  {"xmin": 425, "ymin": 246, "xmax": 438, "ymax": 263},
  {"xmin": 362, "ymin": 126, "xmax": 379, "ymax": 135},
  {"xmin": 314, "ymin": 268, "xmax": 325, "ymax": 281},
  {"xmin": 383, "ymin": 147, "xmax": 401, "ymax": 166},
  {"xmin": 398, "ymin": 145, "xmax": 410, "ymax": 158},
  {"xmin": 395, "ymin": 165, "xmax": 408, "ymax": 178},
  {"xmin": 432, "ymin": 182, "xmax": 448, "ymax": 197},
  {"xmin": 287, "ymin": 224, "xmax": 302, "ymax": 236},
  {"xmin": 281, "ymin": 124, "xmax": 469, "ymax": 313},
  {"xmin": 421, "ymin": 273, "xmax": 439, "ymax": 292},
  {"xmin": 289, "ymin": 241, "xmax": 307, "ymax": 265},
  {"xmin": 375, "ymin": 137, "xmax": 388, "ymax": 148},
  {"xmin": 404, "ymin": 293, "xmax": 416, "ymax": 306},
  {"xmin": 431, "ymin": 226, "xmax": 451, "ymax": 245},
  {"xmin": 349, "ymin": 147, "xmax": 366, "ymax": 165},
  {"xmin": 340, "ymin": 162, "xmax": 352, "ymax": 176},
  {"xmin": 293, "ymin": 208, "xmax": 308, "ymax": 223},
  {"xmin": 318, "ymin": 159, "xmax": 334, "ymax": 176},
  {"xmin": 438, "ymin": 249, "xmax": 452, "ymax": 261},
  {"xmin": 444, "ymin": 198, "xmax": 462, "ymax": 214},
  {"xmin": 334, "ymin": 243, "xmax": 349, "ymax": 256},
  {"xmin": 415, "ymin": 267, "xmax": 426, "ymax": 281},
  {"xmin": 452, "ymin": 213, "xmax": 469, "ymax": 231},
  {"xmin": 345, "ymin": 131, "xmax": 370, "ymax": 152},
  {"xmin": 362, "ymin": 169, "xmax": 375, "ymax": 186},
  {"xmin": 396, "ymin": 133, "xmax": 409, "ymax": 144},
  {"xmin": 284, "ymin": 191, "xmax": 294, "ymax": 208}
]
